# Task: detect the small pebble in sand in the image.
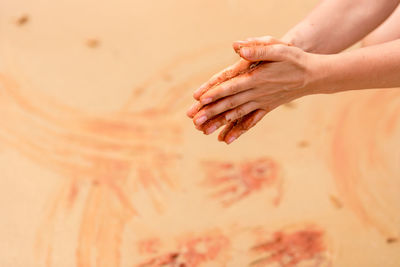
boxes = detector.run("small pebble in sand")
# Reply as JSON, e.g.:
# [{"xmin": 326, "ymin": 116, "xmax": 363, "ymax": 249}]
[
  {"xmin": 86, "ymin": 38, "xmax": 100, "ymax": 48},
  {"xmin": 15, "ymin": 14, "xmax": 29, "ymax": 26},
  {"xmin": 329, "ymin": 194, "xmax": 343, "ymax": 209},
  {"xmin": 297, "ymin": 140, "xmax": 309, "ymax": 148},
  {"xmin": 386, "ymin": 237, "xmax": 398, "ymax": 244}
]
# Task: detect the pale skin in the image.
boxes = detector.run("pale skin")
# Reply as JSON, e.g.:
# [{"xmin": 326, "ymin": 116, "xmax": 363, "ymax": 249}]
[{"xmin": 187, "ymin": 0, "xmax": 400, "ymax": 144}]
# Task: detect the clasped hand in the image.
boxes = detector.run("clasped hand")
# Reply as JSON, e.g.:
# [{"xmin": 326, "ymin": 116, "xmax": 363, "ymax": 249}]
[{"xmin": 187, "ymin": 36, "xmax": 319, "ymax": 144}]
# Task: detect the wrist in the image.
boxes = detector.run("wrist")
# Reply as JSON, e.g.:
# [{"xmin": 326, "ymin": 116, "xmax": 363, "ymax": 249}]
[{"xmin": 304, "ymin": 53, "xmax": 338, "ymax": 95}]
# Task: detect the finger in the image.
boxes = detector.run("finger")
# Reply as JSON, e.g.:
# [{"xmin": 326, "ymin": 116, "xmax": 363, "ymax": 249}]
[
  {"xmin": 200, "ymin": 101, "xmax": 260, "ymax": 135},
  {"xmin": 224, "ymin": 109, "xmax": 267, "ymax": 144},
  {"xmin": 239, "ymin": 44, "xmax": 299, "ymax": 62},
  {"xmin": 218, "ymin": 122, "xmax": 235, "ymax": 142},
  {"xmin": 199, "ymin": 74, "xmax": 256, "ymax": 107},
  {"xmin": 193, "ymin": 59, "xmax": 252, "ymax": 100},
  {"xmin": 193, "ymin": 89, "xmax": 260, "ymax": 126},
  {"xmin": 233, "ymin": 36, "xmax": 289, "ymax": 53},
  {"xmin": 186, "ymin": 102, "xmax": 202, "ymax": 118},
  {"xmin": 224, "ymin": 101, "xmax": 260, "ymax": 122},
  {"xmin": 198, "ymin": 113, "xmax": 229, "ymax": 135}
]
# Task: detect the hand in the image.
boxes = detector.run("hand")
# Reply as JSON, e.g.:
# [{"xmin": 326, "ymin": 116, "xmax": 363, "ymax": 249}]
[
  {"xmin": 186, "ymin": 36, "xmax": 290, "ymax": 144},
  {"xmin": 187, "ymin": 36, "xmax": 319, "ymax": 144},
  {"xmin": 187, "ymin": 36, "xmax": 289, "ymax": 117}
]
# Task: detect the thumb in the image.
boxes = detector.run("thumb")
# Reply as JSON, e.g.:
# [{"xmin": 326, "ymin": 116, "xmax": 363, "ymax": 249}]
[
  {"xmin": 232, "ymin": 36, "xmax": 290, "ymax": 54},
  {"xmin": 239, "ymin": 44, "xmax": 294, "ymax": 62}
]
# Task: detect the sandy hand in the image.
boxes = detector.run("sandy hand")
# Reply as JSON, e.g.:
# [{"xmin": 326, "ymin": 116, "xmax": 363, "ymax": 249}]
[{"xmin": 187, "ymin": 36, "xmax": 293, "ymax": 144}]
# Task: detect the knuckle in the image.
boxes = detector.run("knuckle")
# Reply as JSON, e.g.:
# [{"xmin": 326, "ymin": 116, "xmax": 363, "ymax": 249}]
[
  {"xmin": 202, "ymin": 107, "xmax": 213, "ymax": 118},
  {"xmin": 274, "ymin": 44, "xmax": 286, "ymax": 53},
  {"xmin": 242, "ymin": 119, "xmax": 253, "ymax": 130},
  {"xmin": 235, "ymin": 106, "xmax": 246, "ymax": 118},
  {"xmin": 216, "ymin": 75, "xmax": 226, "ymax": 84},
  {"xmin": 257, "ymin": 47, "xmax": 267, "ymax": 58},
  {"xmin": 291, "ymin": 47, "xmax": 303, "ymax": 60},
  {"xmin": 247, "ymin": 49, "xmax": 256, "ymax": 58},
  {"xmin": 213, "ymin": 118, "xmax": 223, "ymax": 127},
  {"xmin": 226, "ymin": 98, "xmax": 236, "ymax": 109},
  {"xmin": 253, "ymin": 100, "xmax": 263, "ymax": 108},
  {"xmin": 218, "ymin": 84, "xmax": 228, "ymax": 95},
  {"xmin": 222, "ymin": 83, "xmax": 235, "ymax": 94},
  {"xmin": 230, "ymin": 83, "xmax": 240, "ymax": 94},
  {"xmin": 237, "ymin": 122, "xmax": 247, "ymax": 131},
  {"xmin": 248, "ymin": 101, "xmax": 259, "ymax": 109},
  {"xmin": 262, "ymin": 105, "xmax": 271, "ymax": 113},
  {"xmin": 211, "ymin": 72, "xmax": 221, "ymax": 82},
  {"xmin": 224, "ymin": 68, "xmax": 235, "ymax": 79}
]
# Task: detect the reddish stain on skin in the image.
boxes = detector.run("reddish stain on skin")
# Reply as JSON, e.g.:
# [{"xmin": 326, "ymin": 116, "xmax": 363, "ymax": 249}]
[
  {"xmin": 249, "ymin": 226, "xmax": 330, "ymax": 267},
  {"xmin": 201, "ymin": 158, "xmax": 283, "ymax": 207},
  {"xmin": 137, "ymin": 231, "xmax": 230, "ymax": 267},
  {"xmin": 138, "ymin": 238, "xmax": 162, "ymax": 255}
]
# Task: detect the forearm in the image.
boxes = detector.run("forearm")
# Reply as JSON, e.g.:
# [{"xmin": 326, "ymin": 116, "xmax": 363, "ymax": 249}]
[
  {"xmin": 311, "ymin": 39, "xmax": 400, "ymax": 94},
  {"xmin": 282, "ymin": 0, "xmax": 399, "ymax": 54}
]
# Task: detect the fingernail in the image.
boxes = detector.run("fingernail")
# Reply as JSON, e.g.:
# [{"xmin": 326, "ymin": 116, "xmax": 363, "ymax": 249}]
[
  {"xmin": 189, "ymin": 102, "xmax": 198, "ymax": 109},
  {"xmin": 226, "ymin": 136, "xmax": 236, "ymax": 144},
  {"xmin": 240, "ymin": 47, "xmax": 250, "ymax": 58},
  {"xmin": 201, "ymin": 97, "xmax": 212, "ymax": 105},
  {"xmin": 194, "ymin": 85, "xmax": 205, "ymax": 97},
  {"xmin": 186, "ymin": 104, "xmax": 198, "ymax": 117},
  {"xmin": 195, "ymin": 115, "xmax": 207, "ymax": 126},
  {"xmin": 205, "ymin": 125, "xmax": 217, "ymax": 135}
]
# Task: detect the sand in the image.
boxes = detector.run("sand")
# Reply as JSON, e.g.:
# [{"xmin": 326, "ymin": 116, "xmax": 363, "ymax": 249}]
[{"xmin": 0, "ymin": 0, "xmax": 399, "ymax": 266}]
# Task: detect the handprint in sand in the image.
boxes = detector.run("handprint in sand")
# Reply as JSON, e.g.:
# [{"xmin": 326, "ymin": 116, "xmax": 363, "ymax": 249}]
[
  {"xmin": 136, "ymin": 230, "xmax": 231, "ymax": 267},
  {"xmin": 201, "ymin": 157, "xmax": 283, "ymax": 207},
  {"xmin": 247, "ymin": 225, "xmax": 333, "ymax": 267},
  {"xmin": 0, "ymin": 44, "xmax": 238, "ymax": 267},
  {"xmin": 134, "ymin": 224, "xmax": 333, "ymax": 267}
]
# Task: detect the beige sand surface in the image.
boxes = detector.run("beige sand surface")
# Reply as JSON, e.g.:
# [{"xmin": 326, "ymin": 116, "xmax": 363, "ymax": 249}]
[{"xmin": 0, "ymin": 0, "xmax": 399, "ymax": 266}]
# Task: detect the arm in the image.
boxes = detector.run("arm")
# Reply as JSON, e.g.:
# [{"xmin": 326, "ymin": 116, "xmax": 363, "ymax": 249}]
[
  {"xmin": 281, "ymin": 0, "xmax": 399, "ymax": 53},
  {"xmin": 188, "ymin": 38, "xmax": 400, "ymax": 144},
  {"xmin": 312, "ymin": 39, "xmax": 400, "ymax": 93},
  {"xmin": 189, "ymin": 0, "xmax": 399, "ymax": 102},
  {"xmin": 187, "ymin": 0, "xmax": 400, "ymax": 144}
]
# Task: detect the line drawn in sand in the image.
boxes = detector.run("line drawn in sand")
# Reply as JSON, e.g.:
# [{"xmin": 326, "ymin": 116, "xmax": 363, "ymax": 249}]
[
  {"xmin": 0, "ymin": 44, "xmax": 235, "ymax": 267},
  {"xmin": 0, "ymin": 74, "xmax": 180, "ymax": 267},
  {"xmin": 329, "ymin": 89, "xmax": 400, "ymax": 240}
]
